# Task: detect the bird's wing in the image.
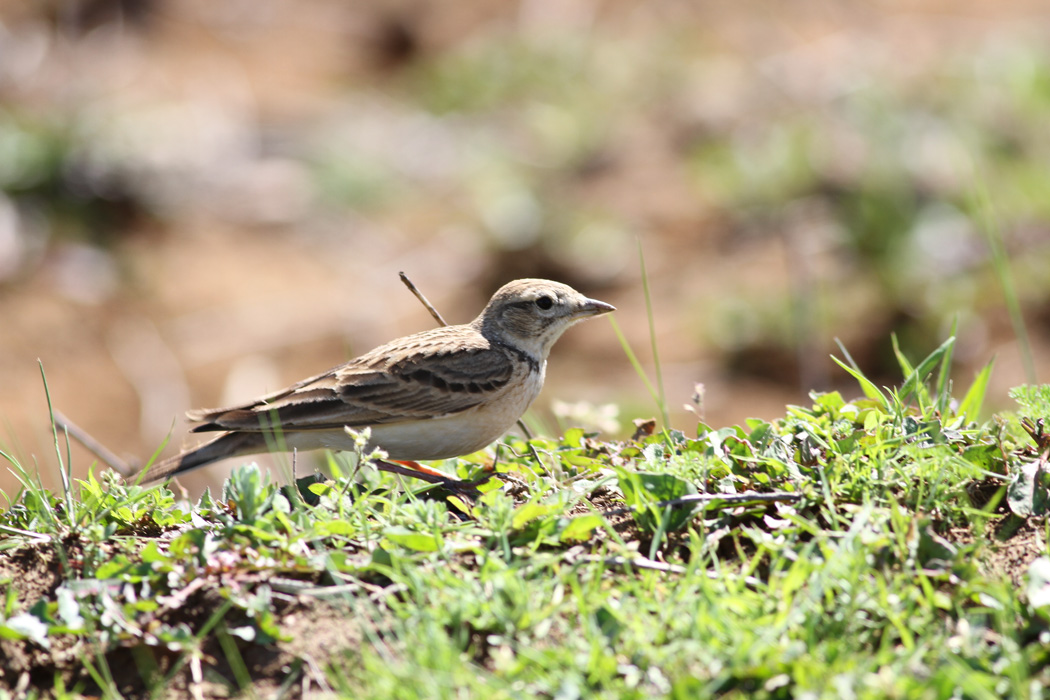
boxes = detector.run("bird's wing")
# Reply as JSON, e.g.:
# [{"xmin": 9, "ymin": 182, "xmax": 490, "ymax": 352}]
[{"xmin": 188, "ymin": 328, "xmax": 517, "ymax": 433}]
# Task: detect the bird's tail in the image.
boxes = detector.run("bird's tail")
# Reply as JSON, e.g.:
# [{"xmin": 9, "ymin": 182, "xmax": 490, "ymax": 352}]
[{"xmin": 137, "ymin": 432, "xmax": 270, "ymax": 483}]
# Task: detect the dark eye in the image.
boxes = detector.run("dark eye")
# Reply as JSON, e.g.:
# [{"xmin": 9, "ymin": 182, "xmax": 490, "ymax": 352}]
[{"xmin": 535, "ymin": 296, "xmax": 554, "ymax": 310}]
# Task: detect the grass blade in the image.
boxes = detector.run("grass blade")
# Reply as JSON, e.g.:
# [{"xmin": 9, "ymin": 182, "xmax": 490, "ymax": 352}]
[
  {"xmin": 936, "ymin": 318, "xmax": 959, "ymax": 414},
  {"xmin": 898, "ymin": 336, "xmax": 955, "ymax": 407},
  {"xmin": 39, "ymin": 362, "xmax": 74, "ymax": 521},
  {"xmin": 609, "ymin": 315, "xmax": 664, "ymax": 420},
  {"xmin": 890, "ymin": 333, "xmax": 915, "ymax": 377},
  {"xmin": 637, "ymin": 240, "xmax": 669, "ymax": 427},
  {"xmin": 957, "ymin": 358, "xmax": 995, "ymax": 423},
  {"xmin": 970, "ymin": 158, "xmax": 1036, "ymax": 383},
  {"xmin": 831, "ymin": 341, "xmax": 888, "ymax": 407}
]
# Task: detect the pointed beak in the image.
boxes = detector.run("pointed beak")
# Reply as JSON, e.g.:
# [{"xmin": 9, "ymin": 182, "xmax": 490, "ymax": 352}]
[{"xmin": 578, "ymin": 297, "xmax": 616, "ymax": 318}]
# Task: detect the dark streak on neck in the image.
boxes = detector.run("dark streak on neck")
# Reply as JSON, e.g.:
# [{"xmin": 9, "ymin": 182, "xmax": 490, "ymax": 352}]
[{"xmin": 495, "ymin": 339, "xmax": 541, "ymax": 374}]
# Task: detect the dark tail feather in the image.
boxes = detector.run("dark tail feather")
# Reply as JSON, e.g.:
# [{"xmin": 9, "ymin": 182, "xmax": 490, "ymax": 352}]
[{"xmin": 138, "ymin": 432, "xmax": 270, "ymax": 483}]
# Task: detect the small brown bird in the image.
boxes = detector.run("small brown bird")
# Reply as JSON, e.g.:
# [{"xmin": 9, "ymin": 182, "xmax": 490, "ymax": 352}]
[{"xmin": 142, "ymin": 279, "xmax": 614, "ymax": 482}]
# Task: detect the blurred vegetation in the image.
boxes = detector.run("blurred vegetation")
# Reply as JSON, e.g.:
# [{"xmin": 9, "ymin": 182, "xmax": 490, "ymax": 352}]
[{"xmin": 1, "ymin": 2, "xmax": 1049, "ymax": 436}]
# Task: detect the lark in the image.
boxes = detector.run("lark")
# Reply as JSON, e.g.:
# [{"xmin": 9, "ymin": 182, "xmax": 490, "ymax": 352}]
[{"xmin": 141, "ymin": 279, "xmax": 614, "ymax": 482}]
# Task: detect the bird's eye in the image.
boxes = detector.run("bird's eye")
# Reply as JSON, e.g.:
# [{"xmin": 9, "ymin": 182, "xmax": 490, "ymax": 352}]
[{"xmin": 535, "ymin": 296, "xmax": 554, "ymax": 310}]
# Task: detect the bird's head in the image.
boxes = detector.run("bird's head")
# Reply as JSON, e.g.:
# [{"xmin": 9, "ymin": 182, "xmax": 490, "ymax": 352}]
[{"xmin": 474, "ymin": 279, "xmax": 615, "ymax": 359}]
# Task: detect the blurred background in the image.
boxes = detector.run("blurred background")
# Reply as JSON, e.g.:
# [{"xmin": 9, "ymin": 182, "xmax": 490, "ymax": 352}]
[{"xmin": 2, "ymin": 0, "xmax": 1049, "ymax": 494}]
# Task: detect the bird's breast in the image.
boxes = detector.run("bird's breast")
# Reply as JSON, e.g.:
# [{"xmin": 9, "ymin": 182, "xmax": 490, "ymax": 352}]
[{"xmin": 363, "ymin": 360, "xmax": 545, "ymax": 461}]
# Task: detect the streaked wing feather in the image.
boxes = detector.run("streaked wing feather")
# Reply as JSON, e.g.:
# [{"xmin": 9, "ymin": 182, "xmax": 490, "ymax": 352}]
[{"xmin": 190, "ymin": 327, "xmax": 516, "ymax": 433}]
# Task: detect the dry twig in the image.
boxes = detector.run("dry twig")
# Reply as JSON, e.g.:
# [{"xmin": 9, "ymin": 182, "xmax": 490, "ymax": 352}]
[
  {"xmin": 52, "ymin": 409, "xmax": 135, "ymax": 476},
  {"xmin": 399, "ymin": 271, "xmax": 448, "ymax": 327}
]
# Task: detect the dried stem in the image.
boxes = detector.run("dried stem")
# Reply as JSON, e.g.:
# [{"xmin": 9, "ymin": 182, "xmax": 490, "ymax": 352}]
[
  {"xmin": 399, "ymin": 271, "xmax": 448, "ymax": 327},
  {"xmin": 52, "ymin": 410, "xmax": 135, "ymax": 476}
]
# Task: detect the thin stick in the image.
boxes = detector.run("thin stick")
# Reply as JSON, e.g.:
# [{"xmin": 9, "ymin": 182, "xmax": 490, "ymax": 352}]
[
  {"xmin": 52, "ymin": 410, "xmax": 135, "ymax": 476},
  {"xmin": 399, "ymin": 271, "xmax": 448, "ymax": 327},
  {"xmin": 0, "ymin": 524, "xmax": 51, "ymax": 544}
]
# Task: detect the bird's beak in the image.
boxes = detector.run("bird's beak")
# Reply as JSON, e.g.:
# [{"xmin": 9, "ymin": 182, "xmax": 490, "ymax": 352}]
[{"xmin": 578, "ymin": 298, "xmax": 616, "ymax": 318}]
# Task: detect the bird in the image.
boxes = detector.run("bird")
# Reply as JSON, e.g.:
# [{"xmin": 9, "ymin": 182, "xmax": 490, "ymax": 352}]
[{"xmin": 140, "ymin": 278, "xmax": 615, "ymax": 482}]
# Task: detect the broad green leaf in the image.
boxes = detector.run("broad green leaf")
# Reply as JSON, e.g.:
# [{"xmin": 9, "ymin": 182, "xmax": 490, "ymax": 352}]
[
  {"xmin": 562, "ymin": 427, "xmax": 586, "ymax": 447},
  {"xmin": 512, "ymin": 502, "xmax": 552, "ymax": 530},
  {"xmin": 812, "ymin": 391, "xmax": 845, "ymax": 412},
  {"xmin": 476, "ymin": 478, "xmax": 502, "ymax": 494},
  {"xmin": 616, "ymin": 469, "xmax": 699, "ymax": 533},
  {"xmin": 232, "ymin": 524, "xmax": 283, "ymax": 542},
  {"xmin": 1007, "ymin": 458, "xmax": 1049, "ymax": 517},
  {"xmin": 559, "ymin": 514, "xmax": 603, "ymax": 542},
  {"xmin": 316, "ymin": 520, "xmax": 355, "ymax": 537},
  {"xmin": 960, "ymin": 443, "xmax": 1003, "ymax": 473},
  {"xmin": 139, "ymin": 541, "xmax": 166, "ymax": 564},
  {"xmin": 383, "ymin": 527, "xmax": 440, "ymax": 552},
  {"xmin": 446, "ymin": 495, "xmax": 473, "ymax": 516}
]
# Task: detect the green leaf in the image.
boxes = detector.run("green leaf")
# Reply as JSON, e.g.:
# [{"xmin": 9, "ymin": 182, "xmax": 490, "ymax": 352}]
[
  {"xmin": 446, "ymin": 495, "xmax": 473, "ymax": 516},
  {"xmin": 898, "ymin": 336, "xmax": 954, "ymax": 405},
  {"xmin": 812, "ymin": 391, "xmax": 845, "ymax": 413},
  {"xmin": 291, "ymin": 473, "xmax": 330, "ymax": 506},
  {"xmin": 832, "ymin": 356, "xmax": 888, "ymax": 407},
  {"xmin": 223, "ymin": 464, "xmax": 276, "ymax": 524},
  {"xmin": 383, "ymin": 527, "xmax": 441, "ymax": 552},
  {"xmin": 139, "ymin": 540, "xmax": 167, "ymax": 564},
  {"xmin": 316, "ymin": 520, "xmax": 356, "ymax": 537},
  {"xmin": 957, "ymin": 359, "xmax": 995, "ymax": 423},
  {"xmin": 512, "ymin": 502, "xmax": 552, "ymax": 530},
  {"xmin": 890, "ymin": 333, "xmax": 915, "ymax": 377},
  {"xmin": 559, "ymin": 514, "xmax": 603, "ymax": 542},
  {"xmin": 960, "ymin": 444, "xmax": 1003, "ymax": 475},
  {"xmin": 562, "ymin": 427, "xmax": 586, "ymax": 447},
  {"xmin": 616, "ymin": 470, "xmax": 700, "ymax": 533},
  {"xmin": 1007, "ymin": 458, "xmax": 1049, "ymax": 517},
  {"xmin": 3, "ymin": 581, "xmax": 16, "ymax": 617}
]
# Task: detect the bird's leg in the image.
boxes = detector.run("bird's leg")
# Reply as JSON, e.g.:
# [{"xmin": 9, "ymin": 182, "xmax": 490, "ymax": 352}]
[
  {"xmin": 368, "ymin": 459, "xmax": 448, "ymax": 483},
  {"xmin": 374, "ymin": 459, "xmax": 496, "ymax": 491}
]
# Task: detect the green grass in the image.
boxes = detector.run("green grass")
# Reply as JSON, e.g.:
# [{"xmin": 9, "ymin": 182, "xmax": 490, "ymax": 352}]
[{"xmin": 2, "ymin": 339, "xmax": 1050, "ymax": 697}]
